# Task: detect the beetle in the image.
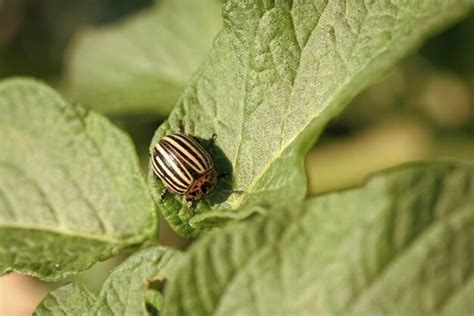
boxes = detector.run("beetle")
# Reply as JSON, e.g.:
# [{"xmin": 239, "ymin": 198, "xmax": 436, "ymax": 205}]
[{"xmin": 150, "ymin": 123, "xmax": 239, "ymax": 210}]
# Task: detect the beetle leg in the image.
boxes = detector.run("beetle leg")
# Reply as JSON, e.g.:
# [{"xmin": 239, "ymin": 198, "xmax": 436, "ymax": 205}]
[
  {"xmin": 159, "ymin": 188, "xmax": 168, "ymax": 203},
  {"xmin": 206, "ymin": 133, "xmax": 217, "ymax": 153},
  {"xmin": 218, "ymin": 172, "xmax": 229, "ymax": 179},
  {"xmin": 177, "ymin": 120, "xmax": 185, "ymax": 133},
  {"xmin": 188, "ymin": 200, "xmax": 196, "ymax": 213},
  {"xmin": 217, "ymin": 173, "xmax": 243, "ymax": 193}
]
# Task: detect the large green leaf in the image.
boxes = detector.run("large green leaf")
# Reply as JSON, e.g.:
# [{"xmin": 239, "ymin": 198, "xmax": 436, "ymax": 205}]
[
  {"xmin": 63, "ymin": 0, "xmax": 222, "ymax": 116},
  {"xmin": 162, "ymin": 162, "xmax": 474, "ymax": 315},
  {"xmin": 0, "ymin": 78, "xmax": 156, "ymax": 281},
  {"xmin": 34, "ymin": 246, "xmax": 181, "ymax": 315},
  {"xmin": 148, "ymin": 0, "xmax": 474, "ymax": 236}
]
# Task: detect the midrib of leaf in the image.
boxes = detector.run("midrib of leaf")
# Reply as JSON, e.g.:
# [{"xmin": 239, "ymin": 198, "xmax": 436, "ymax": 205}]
[
  {"xmin": 230, "ymin": 6, "xmax": 323, "ymax": 199},
  {"xmin": 0, "ymin": 224, "xmax": 123, "ymax": 244}
]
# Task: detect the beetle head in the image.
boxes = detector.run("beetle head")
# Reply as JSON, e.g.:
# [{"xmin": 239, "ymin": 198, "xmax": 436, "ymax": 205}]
[{"xmin": 186, "ymin": 170, "xmax": 217, "ymax": 201}]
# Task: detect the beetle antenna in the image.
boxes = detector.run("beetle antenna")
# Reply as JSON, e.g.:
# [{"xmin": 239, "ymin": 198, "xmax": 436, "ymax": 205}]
[
  {"xmin": 218, "ymin": 172, "xmax": 229, "ymax": 179},
  {"xmin": 219, "ymin": 189, "xmax": 243, "ymax": 194}
]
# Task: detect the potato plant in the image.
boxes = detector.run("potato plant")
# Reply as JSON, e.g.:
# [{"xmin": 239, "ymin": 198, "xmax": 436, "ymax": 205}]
[{"xmin": 1, "ymin": 0, "xmax": 473, "ymax": 315}]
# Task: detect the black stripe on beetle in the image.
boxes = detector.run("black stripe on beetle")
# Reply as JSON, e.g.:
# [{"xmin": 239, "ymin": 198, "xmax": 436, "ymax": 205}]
[
  {"xmin": 160, "ymin": 139, "xmax": 202, "ymax": 177},
  {"xmin": 151, "ymin": 132, "xmax": 218, "ymax": 202},
  {"xmin": 151, "ymin": 150, "xmax": 188, "ymax": 194},
  {"xmin": 168, "ymin": 134, "xmax": 213, "ymax": 169},
  {"xmin": 158, "ymin": 144, "xmax": 193, "ymax": 182}
]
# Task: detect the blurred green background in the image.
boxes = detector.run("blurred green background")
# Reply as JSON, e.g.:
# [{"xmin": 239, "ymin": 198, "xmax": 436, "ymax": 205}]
[{"xmin": 0, "ymin": 0, "xmax": 473, "ymax": 314}]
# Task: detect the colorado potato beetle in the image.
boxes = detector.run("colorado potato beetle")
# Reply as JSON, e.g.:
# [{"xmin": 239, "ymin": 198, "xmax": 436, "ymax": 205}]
[{"xmin": 150, "ymin": 124, "xmax": 239, "ymax": 210}]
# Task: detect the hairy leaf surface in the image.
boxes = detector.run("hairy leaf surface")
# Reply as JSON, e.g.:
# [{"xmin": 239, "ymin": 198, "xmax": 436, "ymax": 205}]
[
  {"xmin": 148, "ymin": 0, "xmax": 474, "ymax": 236},
  {"xmin": 64, "ymin": 0, "xmax": 222, "ymax": 116},
  {"xmin": 34, "ymin": 283, "xmax": 97, "ymax": 315},
  {"xmin": 163, "ymin": 162, "xmax": 474, "ymax": 315},
  {"xmin": 0, "ymin": 79, "xmax": 156, "ymax": 281}
]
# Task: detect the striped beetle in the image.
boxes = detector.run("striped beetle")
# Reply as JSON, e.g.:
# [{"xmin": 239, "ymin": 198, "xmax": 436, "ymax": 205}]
[{"xmin": 151, "ymin": 123, "xmax": 239, "ymax": 210}]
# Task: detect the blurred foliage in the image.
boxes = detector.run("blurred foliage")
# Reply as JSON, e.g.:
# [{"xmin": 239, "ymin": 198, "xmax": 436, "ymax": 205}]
[
  {"xmin": 0, "ymin": 0, "xmax": 152, "ymax": 81},
  {"xmin": 308, "ymin": 13, "xmax": 474, "ymax": 194},
  {"xmin": 422, "ymin": 13, "xmax": 474, "ymax": 87},
  {"xmin": 63, "ymin": 0, "xmax": 222, "ymax": 116}
]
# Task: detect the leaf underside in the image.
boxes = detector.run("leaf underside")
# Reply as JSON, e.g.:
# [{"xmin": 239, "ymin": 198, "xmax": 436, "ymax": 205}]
[
  {"xmin": 163, "ymin": 162, "xmax": 474, "ymax": 316},
  {"xmin": 148, "ymin": 0, "xmax": 474, "ymax": 236},
  {"xmin": 0, "ymin": 79, "xmax": 156, "ymax": 281}
]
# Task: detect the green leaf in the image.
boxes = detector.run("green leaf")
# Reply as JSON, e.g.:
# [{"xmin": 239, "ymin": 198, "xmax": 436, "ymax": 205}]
[
  {"xmin": 146, "ymin": 288, "xmax": 164, "ymax": 313},
  {"xmin": 64, "ymin": 0, "xmax": 222, "ymax": 116},
  {"xmin": 34, "ymin": 246, "xmax": 181, "ymax": 315},
  {"xmin": 162, "ymin": 162, "xmax": 474, "ymax": 316},
  {"xmin": 34, "ymin": 283, "xmax": 97, "ymax": 316},
  {"xmin": 148, "ymin": 0, "xmax": 474, "ymax": 236},
  {"xmin": 0, "ymin": 78, "xmax": 157, "ymax": 281},
  {"xmin": 92, "ymin": 246, "xmax": 180, "ymax": 315}
]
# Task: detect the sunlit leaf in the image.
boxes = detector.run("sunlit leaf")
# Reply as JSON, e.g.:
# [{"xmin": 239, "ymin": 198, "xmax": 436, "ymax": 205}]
[{"xmin": 149, "ymin": 0, "xmax": 474, "ymax": 236}]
